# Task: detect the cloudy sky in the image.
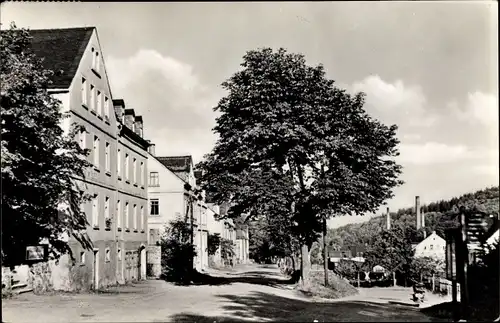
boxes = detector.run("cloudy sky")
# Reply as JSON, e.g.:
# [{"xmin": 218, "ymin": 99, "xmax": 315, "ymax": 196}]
[{"xmin": 2, "ymin": 2, "xmax": 498, "ymax": 228}]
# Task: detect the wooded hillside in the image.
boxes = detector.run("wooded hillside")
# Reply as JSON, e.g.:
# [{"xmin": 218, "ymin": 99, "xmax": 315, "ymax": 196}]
[{"xmin": 324, "ymin": 186, "xmax": 499, "ymax": 251}]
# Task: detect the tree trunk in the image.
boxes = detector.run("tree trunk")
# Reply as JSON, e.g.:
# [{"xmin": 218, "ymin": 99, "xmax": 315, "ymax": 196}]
[
  {"xmin": 300, "ymin": 244, "xmax": 311, "ymax": 286},
  {"xmin": 323, "ymin": 216, "xmax": 328, "ymax": 287}
]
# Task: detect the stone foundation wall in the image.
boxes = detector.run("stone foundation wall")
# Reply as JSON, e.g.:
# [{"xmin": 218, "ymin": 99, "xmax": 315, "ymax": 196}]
[
  {"xmin": 146, "ymin": 245, "xmax": 161, "ymax": 279},
  {"xmin": 29, "ymin": 261, "xmax": 55, "ymax": 294}
]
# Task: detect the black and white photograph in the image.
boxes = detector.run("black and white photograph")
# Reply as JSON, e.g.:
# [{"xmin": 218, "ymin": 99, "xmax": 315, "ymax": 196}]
[{"xmin": 1, "ymin": 1, "xmax": 498, "ymax": 322}]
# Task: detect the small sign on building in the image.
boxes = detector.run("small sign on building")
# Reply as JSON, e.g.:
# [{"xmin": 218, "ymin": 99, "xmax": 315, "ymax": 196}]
[{"xmin": 26, "ymin": 245, "xmax": 48, "ymax": 261}]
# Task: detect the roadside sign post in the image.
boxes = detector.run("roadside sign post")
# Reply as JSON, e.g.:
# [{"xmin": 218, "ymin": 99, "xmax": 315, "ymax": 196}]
[{"xmin": 446, "ymin": 228, "xmax": 460, "ymax": 322}]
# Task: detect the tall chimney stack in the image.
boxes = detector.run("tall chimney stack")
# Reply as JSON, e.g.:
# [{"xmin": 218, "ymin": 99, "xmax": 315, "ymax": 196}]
[
  {"xmin": 421, "ymin": 206, "xmax": 426, "ymax": 238},
  {"xmin": 416, "ymin": 196, "xmax": 421, "ymax": 229},
  {"xmin": 386, "ymin": 207, "xmax": 391, "ymax": 230}
]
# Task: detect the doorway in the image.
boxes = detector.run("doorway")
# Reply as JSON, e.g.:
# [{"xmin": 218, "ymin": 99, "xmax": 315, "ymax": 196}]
[
  {"xmin": 139, "ymin": 246, "xmax": 146, "ymax": 280},
  {"xmin": 93, "ymin": 249, "xmax": 99, "ymax": 290}
]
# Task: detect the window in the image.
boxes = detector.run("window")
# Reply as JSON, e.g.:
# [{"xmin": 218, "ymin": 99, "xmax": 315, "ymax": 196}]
[
  {"xmin": 81, "ymin": 77, "xmax": 87, "ymax": 106},
  {"xmin": 430, "ymin": 244, "xmax": 434, "ymax": 250},
  {"xmin": 95, "ymin": 52, "xmax": 100, "ymax": 72},
  {"xmin": 105, "ymin": 248, "xmax": 110, "ymax": 262},
  {"xmin": 97, "ymin": 90, "xmax": 102, "ymax": 116},
  {"xmin": 105, "ymin": 142, "xmax": 110, "ymax": 172},
  {"xmin": 116, "ymin": 200, "xmax": 121, "ymax": 229},
  {"xmin": 133, "ymin": 158, "xmax": 137, "ymax": 183},
  {"xmin": 140, "ymin": 206, "xmax": 144, "ymax": 231},
  {"xmin": 104, "ymin": 196, "xmax": 110, "ymax": 220},
  {"xmin": 117, "ymin": 249, "xmax": 122, "ymax": 261},
  {"xmin": 93, "ymin": 136, "xmax": 100, "ymax": 167},
  {"xmin": 125, "ymin": 153, "xmax": 130, "ymax": 180},
  {"xmin": 117, "ymin": 149, "xmax": 122, "ymax": 177},
  {"xmin": 149, "ymin": 229, "xmax": 160, "ymax": 245},
  {"xmin": 133, "ymin": 204, "xmax": 137, "ymax": 230},
  {"xmin": 90, "ymin": 85, "xmax": 95, "ymax": 111},
  {"xmin": 92, "ymin": 194, "xmax": 99, "ymax": 227},
  {"xmin": 79, "ymin": 130, "xmax": 86, "ymax": 149},
  {"xmin": 140, "ymin": 162, "xmax": 144, "ymax": 186},
  {"xmin": 149, "ymin": 172, "xmax": 159, "ymax": 187},
  {"xmin": 104, "ymin": 96, "xmax": 110, "ymax": 121},
  {"xmin": 91, "ymin": 47, "xmax": 96, "ymax": 68},
  {"xmin": 124, "ymin": 202, "xmax": 129, "ymax": 229},
  {"xmin": 150, "ymin": 199, "xmax": 159, "ymax": 215},
  {"xmin": 80, "ymin": 251, "xmax": 86, "ymax": 265}
]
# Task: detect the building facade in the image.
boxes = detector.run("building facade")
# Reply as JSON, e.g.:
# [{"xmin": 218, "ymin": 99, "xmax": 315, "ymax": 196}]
[
  {"xmin": 27, "ymin": 27, "xmax": 149, "ymax": 291},
  {"xmin": 413, "ymin": 231, "xmax": 446, "ymax": 260},
  {"xmin": 146, "ymin": 154, "xmax": 210, "ymax": 272}
]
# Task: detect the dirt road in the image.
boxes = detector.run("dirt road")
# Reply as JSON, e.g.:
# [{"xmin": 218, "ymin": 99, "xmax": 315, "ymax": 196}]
[{"xmin": 1, "ymin": 264, "xmax": 449, "ymax": 322}]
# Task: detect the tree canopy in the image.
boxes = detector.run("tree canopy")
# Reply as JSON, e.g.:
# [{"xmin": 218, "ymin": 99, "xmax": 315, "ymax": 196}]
[
  {"xmin": 1, "ymin": 24, "xmax": 93, "ymax": 267},
  {"xmin": 196, "ymin": 48, "xmax": 403, "ymax": 281}
]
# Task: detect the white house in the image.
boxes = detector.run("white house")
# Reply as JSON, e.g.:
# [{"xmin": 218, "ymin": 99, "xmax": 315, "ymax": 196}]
[
  {"xmin": 413, "ymin": 231, "xmax": 446, "ymax": 261},
  {"xmin": 147, "ymin": 154, "xmax": 211, "ymax": 272}
]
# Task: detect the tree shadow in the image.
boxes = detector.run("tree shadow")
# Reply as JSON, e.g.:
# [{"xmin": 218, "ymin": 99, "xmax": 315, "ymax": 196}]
[
  {"xmin": 189, "ymin": 270, "xmax": 295, "ymax": 288},
  {"xmin": 169, "ymin": 291, "xmax": 449, "ymax": 322}
]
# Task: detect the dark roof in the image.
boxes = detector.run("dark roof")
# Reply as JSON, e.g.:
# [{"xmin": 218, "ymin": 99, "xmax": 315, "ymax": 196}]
[
  {"xmin": 27, "ymin": 27, "xmax": 94, "ymax": 88},
  {"xmin": 113, "ymin": 99, "xmax": 125, "ymax": 107},
  {"xmin": 156, "ymin": 156, "xmax": 193, "ymax": 172},
  {"xmin": 135, "ymin": 116, "xmax": 143, "ymax": 122},
  {"xmin": 124, "ymin": 108, "xmax": 135, "ymax": 116}
]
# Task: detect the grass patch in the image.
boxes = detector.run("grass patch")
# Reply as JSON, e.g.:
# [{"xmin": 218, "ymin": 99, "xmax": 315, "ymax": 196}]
[{"xmin": 296, "ymin": 270, "xmax": 359, "ymax": 299}]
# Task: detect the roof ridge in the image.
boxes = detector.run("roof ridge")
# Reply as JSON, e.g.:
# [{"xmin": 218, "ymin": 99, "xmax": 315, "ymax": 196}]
[{"xmin": 28, "ymin": 26, "xmax": 95, "ymax": 32}]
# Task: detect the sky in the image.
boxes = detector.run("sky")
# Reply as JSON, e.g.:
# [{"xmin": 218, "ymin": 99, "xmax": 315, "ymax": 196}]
[{"xmin": 2, "ymin": 2, "xmax": 498, "ymax": 228}]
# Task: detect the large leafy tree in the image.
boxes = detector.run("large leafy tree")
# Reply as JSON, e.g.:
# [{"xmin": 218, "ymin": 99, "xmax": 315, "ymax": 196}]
[
  {"xmin": 197, "ymin": 48, "xmax": 402, "ymax": 284},
  {"xmin": 364, "ymin": 224, "xmax": 416, "ymax": 281},
  {"xmin": 1, "ymin": 24, "xmax": 93, "ymax": 267}
]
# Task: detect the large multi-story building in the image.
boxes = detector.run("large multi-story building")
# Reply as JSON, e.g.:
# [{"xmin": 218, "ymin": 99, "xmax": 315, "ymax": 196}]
[{"xmin": 27, "ymin": 27, "xmax": 149, "ymax": 291}]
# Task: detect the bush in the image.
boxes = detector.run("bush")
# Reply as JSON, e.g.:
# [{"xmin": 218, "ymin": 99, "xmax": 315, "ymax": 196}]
[
  {"xmin": 207, "ymin": 233, "xmax": 221, "ymax": 256},
  {"xmin": 297, "ymin": 270, "xmax": 359, "ymax": 299},
  {"xmin": 220, "ymin": 238, "xmax": 235, "ymax": 266},
  {"xmin": 158, "ymin": 220, "xmax": 197, "ymax": 285}
]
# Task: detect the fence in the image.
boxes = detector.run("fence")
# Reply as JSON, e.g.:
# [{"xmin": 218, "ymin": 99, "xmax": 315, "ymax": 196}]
[{"xmin": 423, "ymin": 275, "xmax": 460, "ymax": 298}]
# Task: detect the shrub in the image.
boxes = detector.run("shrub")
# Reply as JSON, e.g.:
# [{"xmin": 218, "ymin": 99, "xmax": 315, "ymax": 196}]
[
  {"xmin": 220, "ymin": 238, "xmax": 235, "ymax": 266},
  {"xmin": 297, "ymin": 270, "xmax": 359, "ymax": 299},
  {"xmin": 207, "ymin": 233, "xmax": 221, "ymax": 256},
  {"xmin": 158, "ymin": 220, "xmax": 197, "ymax": 285}
]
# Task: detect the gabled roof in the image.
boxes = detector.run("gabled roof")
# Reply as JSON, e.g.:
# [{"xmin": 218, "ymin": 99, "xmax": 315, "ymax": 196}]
[
  {"xmin": 156, "ymin": 156, "xmax": 193, "ymax": 173},
  {"xmin": 27, "ymin": 27, "xmax": 94, "ymax": 88},
  {"xmin": 150, "ymin": 154, "xmax": 189, "ymax": 186}
]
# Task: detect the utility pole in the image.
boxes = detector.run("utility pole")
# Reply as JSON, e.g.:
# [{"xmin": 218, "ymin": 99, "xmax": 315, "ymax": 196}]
[
  {"xmin": 320, "ymin": 161, "xmax": 328, "ymax": 287},
  {"xmin": 459, "ymin": 211, "xmax": 469, "ymax": 321}
]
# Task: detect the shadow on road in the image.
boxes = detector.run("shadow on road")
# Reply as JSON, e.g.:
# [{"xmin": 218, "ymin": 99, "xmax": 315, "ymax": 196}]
[
  {"xmin": 169, "ymin": 291, "xmax": 449, "ymax": 322},
  {"xmin": 189, "ymin": 270, "xmax": 295, "ymax": 288}
]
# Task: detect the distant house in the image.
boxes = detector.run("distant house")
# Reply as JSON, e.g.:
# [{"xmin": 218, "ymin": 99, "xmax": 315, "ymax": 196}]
[
  {"xmin": 147, "ymin": 154, "xmax": 210, "ymax": 272},
  {"xmin": 413, "ymin": 231, "xmax": 446, "ymax": 261}
]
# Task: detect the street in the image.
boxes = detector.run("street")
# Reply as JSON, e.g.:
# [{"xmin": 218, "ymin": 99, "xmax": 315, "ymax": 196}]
[{"xmin": 2, "ymin": 264, "xmax": 450, "ymax": 322}]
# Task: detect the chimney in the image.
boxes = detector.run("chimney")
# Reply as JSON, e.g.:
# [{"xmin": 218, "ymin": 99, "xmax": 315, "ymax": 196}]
[
  {"xmin": 386, "ymin": 207, "xmax": 391, "ymax": 230},
  {"xmin": 416, "ymin": 196, "xmax": 421, "ymax": 229},
  {"xmin": 134, "ymin": 116, "xmax": 143, "ymax": 137},
  {"xmin": 124, "ymin": 109, "xmax": 135, "ymax": 130},
  {"xmin": 113, "ymin": 99, "xmax": 125, "ymax": 123},
  {"xmin": 147, "ymin": 140, "xmax": 155, "ymax": 156},
  {"xmin": 421, "ymin": 206, "xmax": 426, "ymax": 238}
]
